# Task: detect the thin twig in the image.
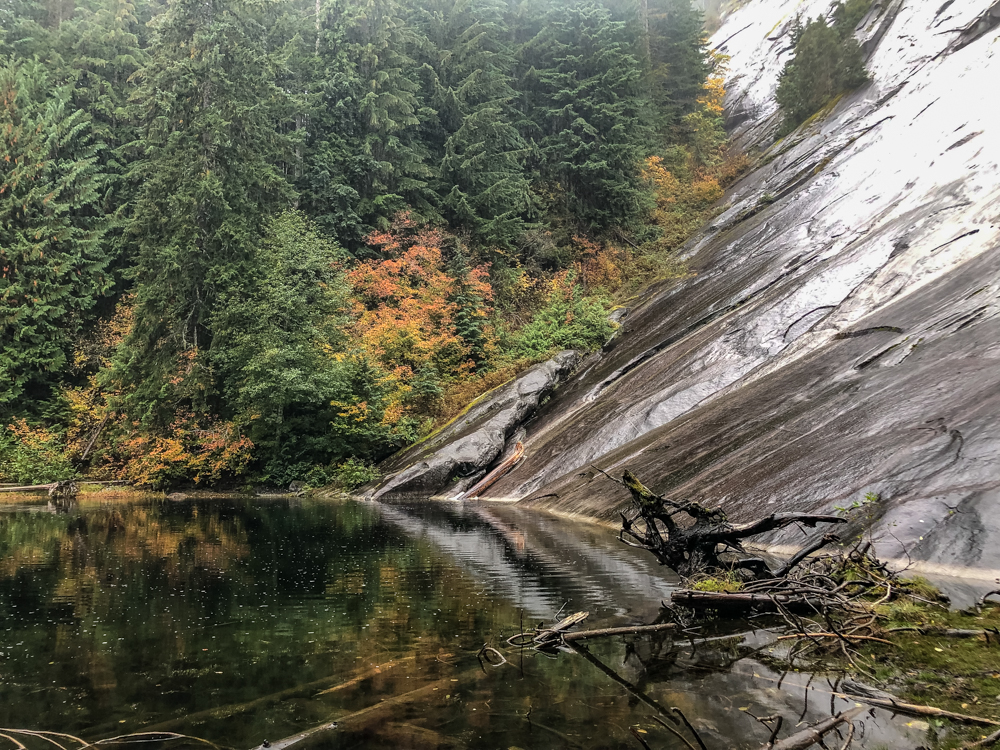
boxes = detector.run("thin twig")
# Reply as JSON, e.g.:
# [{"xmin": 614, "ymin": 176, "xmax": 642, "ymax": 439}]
[
  {"xmin": 672, "ymin": 707, "xmax": 708, "ymax": 750},
  {"xmin": 651, "ymin": 716, "xmax": 697, "ymax": 750}
]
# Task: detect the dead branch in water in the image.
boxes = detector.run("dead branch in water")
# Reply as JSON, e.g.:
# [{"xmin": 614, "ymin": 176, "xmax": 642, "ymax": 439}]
[
  {"xmin": 757, "ymin": 707, "xmax": 863, "ymax": 750},
  {"xmin": 506, "ymin": 610, "xmax": 676, "ymax": 650},
  {"xmin": 612, "ymin": 469, "xmax": 845, "ymax": 579},
  {"xmin": 138, "ymin": 657, "xmax": 417, "ymax": 733},
  {"xmin": 840, "ymin": 696, "xmax": 1000, "ymax": 727}
]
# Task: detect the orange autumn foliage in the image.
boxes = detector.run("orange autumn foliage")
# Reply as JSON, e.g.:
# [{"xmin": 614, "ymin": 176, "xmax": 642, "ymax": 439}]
[
  {"xmin": 572, "ymin": 235, "xmax": 624, "ymax": 292},
  {"xmin": 110, "ymin": 411, "xmax": 254, "ymax": 489},
  {"xmin": 347, "ymin": 215, "xmax": 493, "ymax": 404}
]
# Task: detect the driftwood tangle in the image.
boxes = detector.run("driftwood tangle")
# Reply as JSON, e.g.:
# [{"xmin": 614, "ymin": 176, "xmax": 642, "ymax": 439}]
[{"xmin": 618, "ymin": 470, "xmax": 846, "ymax": 579}]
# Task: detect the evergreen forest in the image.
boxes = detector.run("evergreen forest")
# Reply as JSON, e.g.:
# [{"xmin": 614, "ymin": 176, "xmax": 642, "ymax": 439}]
[{"xmin": 0, "ymin": 0, "xmax": 747, "ymax": 489}]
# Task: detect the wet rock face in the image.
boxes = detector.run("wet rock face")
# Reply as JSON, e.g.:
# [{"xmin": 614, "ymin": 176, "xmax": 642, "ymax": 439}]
[
  {"xmin": 369, "ymin": 351, "xmax": 580, "ymax": 500},
  {"xmin": 481, "ymin": 0, "xmax": 1000, "ymax": 572}
]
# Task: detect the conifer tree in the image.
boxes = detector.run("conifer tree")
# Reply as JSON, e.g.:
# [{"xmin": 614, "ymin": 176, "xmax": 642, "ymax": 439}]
[
  {"xmin": 57, "ymin": 0, "xmax": 145, "ymax": 155},
  {"xmin": 210, "ymin": 211, "xmax": 359, "ymax": 482},
  {"xmin": 416, "ymin": 0, "xmax": 535, "ymax": 247},
  {"xmin": 0, "ymin": 60, "xmax": 111, "ymax": 407},
  {"xmin": 309, "ymin": 0, "xmax": 435, "ymax": 242},
  {"xmin": 112, "ymin": 0, "xmax": 294, "ymax": 424},
  {"xmin": 776, "ymin": 6, "xmax": 868, "ymax": 130},
  {"xmin": 518, "ymin": 0, "xmax": 652, "ymax": 232},
  {"xmin": 646, "ymin": 0, "xmax": 709, "ymax": 139}
]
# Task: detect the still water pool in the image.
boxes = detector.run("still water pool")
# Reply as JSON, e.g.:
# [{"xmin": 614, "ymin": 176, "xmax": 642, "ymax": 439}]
[{"xmin": 0, "ymin": 496, "xmax": 928, "ymax": 749}]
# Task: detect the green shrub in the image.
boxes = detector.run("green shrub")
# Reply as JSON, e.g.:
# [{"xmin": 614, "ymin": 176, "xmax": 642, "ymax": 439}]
[
  {"xmin": 513, "ymin": 273, "xmax": 617, "ymax": 358},
  {"xmin": 0, "ymin": 419, "xmax": 75, "ymax": 485},
  {"xmin": 776, "ymin": 3, "xmax": 869, "ymax": 130},
  {"xmin": 330, "ymin": 458, "xmax": 380, "ymax": 491}
]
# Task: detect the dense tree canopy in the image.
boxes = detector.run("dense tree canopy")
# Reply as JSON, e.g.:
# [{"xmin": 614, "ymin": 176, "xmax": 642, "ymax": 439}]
[{"xmin": 0, "ymin": 0, "xmax": 738, "ymax": 487}]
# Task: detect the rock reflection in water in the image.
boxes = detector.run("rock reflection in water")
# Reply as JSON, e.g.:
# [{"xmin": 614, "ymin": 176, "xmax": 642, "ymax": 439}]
[{"xmin": 0, "ymin": 496, "xmax": 927, "ymax": 749}]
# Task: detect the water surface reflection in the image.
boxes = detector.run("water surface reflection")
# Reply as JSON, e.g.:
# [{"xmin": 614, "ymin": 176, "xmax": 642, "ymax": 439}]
[{"xmin": 0, "ymin": 496, "xmax": 926, "ymax": 748}]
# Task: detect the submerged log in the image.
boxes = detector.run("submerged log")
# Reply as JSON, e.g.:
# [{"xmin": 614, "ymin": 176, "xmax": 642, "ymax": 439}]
[
  {"xmin": 534, "ymin": 610, "xmax": 589, "ymax": 644},
  {"xmin": 560, "ymin": 622, "xmax": 676, "ymax": 642},
  {"xmin": 139, "ymin": 657, "xmax": 417, "ymax": 733}
]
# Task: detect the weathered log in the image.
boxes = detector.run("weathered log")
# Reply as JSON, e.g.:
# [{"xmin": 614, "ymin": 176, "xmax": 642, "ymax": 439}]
[
  {"xmin": 962, "ymin": 728, "xmax": 1000, "ymax": 749},
  {"xmin": 760, "ymin": 707, "xmax": 863, "ymax": 750},
  {"xmin": 0, "ymin": 482, "xmax": 59, "ymax": 493},
  {"xmin": 138, "ymin": 657, "xmax": 417, "ymax": 733},
  {"xmin": 560, "ymin": 622, "xmax": 676, "ymax": 642},
  {"xmin": 774, "ymin": 533, "xmax": 840, "ymax": 578},
  {"xmin": 246, "ymin": 679, "xmax": 455, "ymax": 750},
  {"xmin": 887, "ymin": 626, "xmax": 1000, "ymax": 640},
  {"xmin": 0, "ymin": 480, "xmax": 78, "ymax": 497},
  {"xmin": 618, "ymin": 470, "xmax": 846, "ymax": 579},
  {"xmin": 459, "ymin": 441, "xmax": 524, "ymax": 500},
  {"xmin": 533, "ymin": 610, "xmax": 589, "ymax": 644},
  {"xmin": 670, "ymin": 590, "xmax": 824, "ymax": 614},
  {"xmin": 842, "ymin": 696, "xmax": 1000, "ymax": 727}
]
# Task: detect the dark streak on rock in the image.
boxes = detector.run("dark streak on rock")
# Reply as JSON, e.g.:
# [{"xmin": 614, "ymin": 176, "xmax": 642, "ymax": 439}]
[
  {"xmin": 946, "ymin": 131, "xmax": 983, "ymax": 151},
  {"xmin": 782, "ymin": 306, "xmax": 836, "ymax": 341},
  {"xmin": 717, "ymin": 22, "xmax": 754, "ymax": 51},
  {"xmin": 929, "ymin": 229, "xmax": 980, "ymax": 254},
  {"xmin": 911, "ymin": 98, "xmax": 939, "ymax": 123},
  {"xmin": 835, "ymin": 326, "xmax": 904, "ymax": 340},
  {"xmin": 854, "ymin": 342, "xmax": 903, "ymax": 370},
  {"xmin": 934, "ymin": 0, "xmax": 956, "ymax": 22}
]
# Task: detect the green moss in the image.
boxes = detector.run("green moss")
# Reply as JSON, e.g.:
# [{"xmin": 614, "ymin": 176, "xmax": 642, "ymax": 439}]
[
  {"xmin": 691, "ymin": 573, "xmax": 744, "ymax": 593},
  {"xmin": 861, "ymin": 597, "xmax": 1000, "ymax": 747},
  {"xmin": 801, "ymin": 93, "xmax": 845, "ymax": 129}
]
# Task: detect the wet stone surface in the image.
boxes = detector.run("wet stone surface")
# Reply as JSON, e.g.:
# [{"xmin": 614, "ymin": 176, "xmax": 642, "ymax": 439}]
[{"xmin": 476, "ymin": 0, "xmax": 1000, "ymax": 574}]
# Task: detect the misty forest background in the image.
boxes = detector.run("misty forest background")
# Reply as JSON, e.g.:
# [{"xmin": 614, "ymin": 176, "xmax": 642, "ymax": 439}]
[{"xmin": 0, "ymin": 0, "xmax": 865, "ymax": 490}]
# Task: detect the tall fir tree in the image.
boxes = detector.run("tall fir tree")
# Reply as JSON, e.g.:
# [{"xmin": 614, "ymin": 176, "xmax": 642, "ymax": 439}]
[
  {"xmin": 518, "ymin": 0, "xmax": 652, "ymax": 232},
  {"xmin": 112, "ymin": 0, "xmax": 294, "ymax": 424},
  {"xmin": 306, "ymin": 0, "xmax": 435, "ymax": 246},
  {"xmin": 0, "ymin": 59, "xmax": 111, "ymax": 409},
  {"xmin": 414, "ymin": 0, "xmax": 535, "ymax": 248},
  {"xmin": 646, "ymin": 0, "xmax": 710, "ymax": 142}
]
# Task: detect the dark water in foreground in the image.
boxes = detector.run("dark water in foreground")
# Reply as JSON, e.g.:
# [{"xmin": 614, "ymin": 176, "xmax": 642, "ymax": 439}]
[{"xmin": 0, "ymin": 496, "xmax": 928, "ymax": 749}]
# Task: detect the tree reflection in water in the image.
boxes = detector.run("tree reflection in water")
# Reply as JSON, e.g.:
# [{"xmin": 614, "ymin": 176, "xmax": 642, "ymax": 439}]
[{"xmin": 0, "ymin": 497, "xmax": 922, "ymax": 749}]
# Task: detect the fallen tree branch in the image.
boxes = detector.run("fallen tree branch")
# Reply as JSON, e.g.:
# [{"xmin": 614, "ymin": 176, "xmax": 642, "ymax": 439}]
[
  {"xmin": 774, "ymin": 534, "xmax": 841, "ymax": 578},
  {"xmin": 138, "ymin": 657, "xmax": 417, "ymax": 733},
  {"xmin": 618, "ymin": 470, "xmax": 845, "ymax": 579},
  {"xmin": 534, "ymin": 610, "xmax": 589, "ymax": 643},
  {"xmin": 841, "ymin": 695, "xmax": 1000, "ymax": 726},
  {"xmin": 671, "ymin": 590, "xmax": 828, "ymax": 614},
  {"xmin": 887, "ymin": 626, "xmax": 1000, "ymax": 640},
  {"xmin": 962, "ymin": 728, "xmax": 1000, "ymax": 749},
  {"xmin": 559, "ymin": 623, "xmax": 676, "ymax": 643},
  {"xmin": 247, "ymin": 723, "xmax": 337, "ymax": 750},
  {"xmin": 760, "ymin": 707, "xmax": 863, "ymax": 750},
  {"xmin": 776, "ymin": 633, "xmax": 893, "ymax": 645},
  {"xmin": 0, "ymin": 483, "xmax": 59, "ymax": 494},
  {"xmin": 246, "ymin": 679, "xmax": 456, "ymax": 750}
]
